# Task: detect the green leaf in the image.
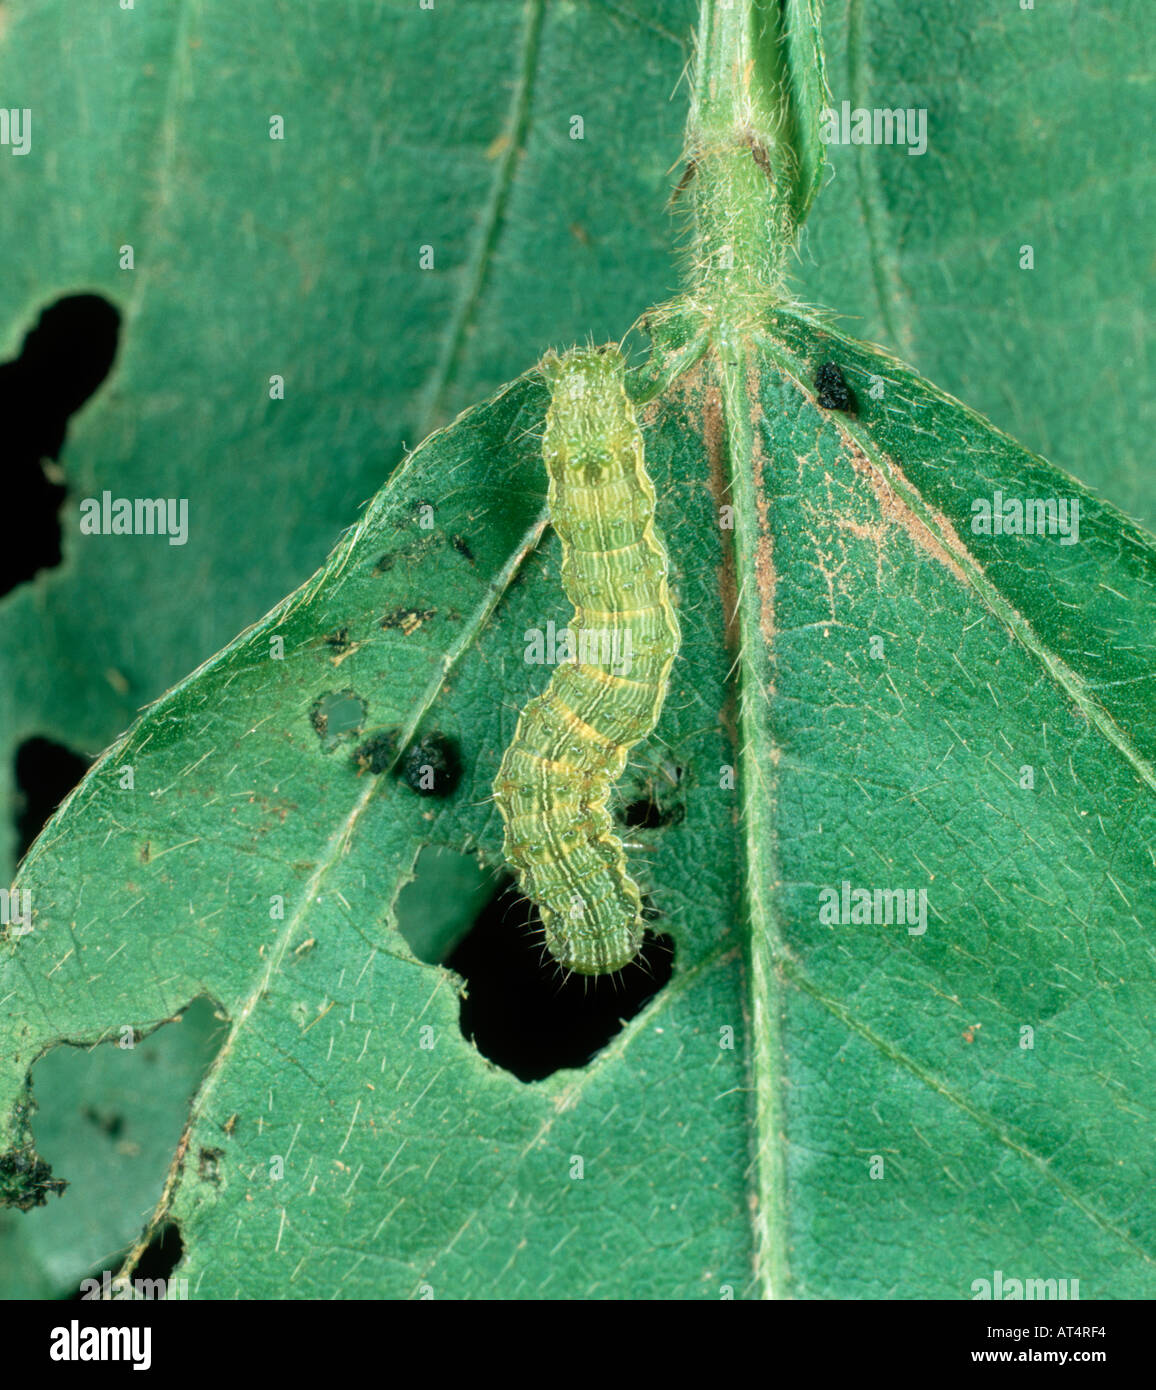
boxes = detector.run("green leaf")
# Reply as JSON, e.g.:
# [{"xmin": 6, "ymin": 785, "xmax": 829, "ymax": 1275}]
[
  {"xmin": 4, "ymin": 301, "xmax": 1153, "ymax": 1295},
  {"xmin": 3, "ymin": 0, "xmax": 1153, "ymax": 1299},
  {"xmin": 0, "ymin": 0, "xmax": 693, "ymax": 866},
  {"xmin": 0, "ymin": 1000, "xmax": 223, "ymax": 1298},
  {"xmin": 0, "ymin": 0, "xmax": 693, "ymax": 1291},
  {"xmin": 733, "ymin": 308, "xmax": 1155, "ymax": 1297},
  {"xmin": 0, "ymin": 352, "xmax": 753, "ymax": 1296},
  {"xmin": 795, "ymin": 0, "xmax": 1155, "ymax": 529}
]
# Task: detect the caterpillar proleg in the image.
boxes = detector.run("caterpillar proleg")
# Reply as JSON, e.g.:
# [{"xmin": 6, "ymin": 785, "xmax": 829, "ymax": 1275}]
[{"xmin": 493, "ymin": 347, "xmax": 680, "ymax": 975}]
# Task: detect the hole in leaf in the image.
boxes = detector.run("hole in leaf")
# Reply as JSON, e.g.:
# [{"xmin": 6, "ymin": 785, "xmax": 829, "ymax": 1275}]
[
  {"xmin": 68, "ymin": 1221, "xmax": 187, "ymax": 1300},
  {"xmin": 131, "ymin": 1222, "xmax": 184, "ymax": 1286},
  {"xmin": 616, "ymin": 761, "xmax": 685, "ymax": 830},
  {"xmin": 447, "ymin": 880, "xmax": 674, "ymax": 1083},
  {"xmin": 0, "ymin": 293, "xmax": 120, "ymax": 597},
  {"xmin": 395, "ymin": 846, "xmax": 495, "ymax": 964},
  {"xmin": 618, "ymin": 795, "xmax": 685, "ymax": 830},
  {"xmin": 309, "ymin": 689, "xmax": 366, "ymax": 752},
  {"xmin": 23, "ymin": 997, "xmax": 225, "ymax": 1299},
  {"xmin": 14, "ymin": 736, "xmax": 91, "ymax": 863}
]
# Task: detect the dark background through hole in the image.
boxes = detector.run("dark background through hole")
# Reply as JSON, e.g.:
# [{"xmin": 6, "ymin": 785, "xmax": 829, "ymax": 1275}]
[
  {"xmin": 2, "ymin": 294, "xmax": 119, "ymax": 867},
  {"xmin": 447, "ymin": 878, "xmax": 674, "ymax": 1084},
  {"xmin": 69, "ymin": 1222, "xmax": 184, "ymax": 1299},
  {"xmin": 14, "ymin": 737, "xmax": 91, "ymax": 866},
  {"xmin": 0, "ymin": 292, "xmax": 120, "ymax": 598}
]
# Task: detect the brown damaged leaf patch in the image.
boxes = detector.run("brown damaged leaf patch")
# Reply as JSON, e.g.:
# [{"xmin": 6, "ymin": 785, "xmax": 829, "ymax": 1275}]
[
  {"xmin": 747, "ymin": 379, "xmax": 777, "ymax": 667},
  {"xmin": 842, "ymin": 442, "xmax": 968, "ymax": 584},
  {"xmin": 699, "ymin": 372, "xmax": 741, "ymax": 662}
]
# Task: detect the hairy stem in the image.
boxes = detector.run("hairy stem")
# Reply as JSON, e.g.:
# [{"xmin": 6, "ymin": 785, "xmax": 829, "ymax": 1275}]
[{"xmin": 685, "ymin": 0, "xmax": 826, "ymax": 306}]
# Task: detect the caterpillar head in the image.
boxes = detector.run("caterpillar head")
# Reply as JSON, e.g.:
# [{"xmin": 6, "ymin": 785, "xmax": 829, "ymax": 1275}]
[{"xmin": 541, "ymin": 347, "xmax": 637, "ymax": 485}]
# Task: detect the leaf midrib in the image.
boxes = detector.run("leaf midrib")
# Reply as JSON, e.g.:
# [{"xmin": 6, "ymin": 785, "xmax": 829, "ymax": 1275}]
[{"xmin": 715, "ymin": 324, "xmax": 791, "ymax": 1300}]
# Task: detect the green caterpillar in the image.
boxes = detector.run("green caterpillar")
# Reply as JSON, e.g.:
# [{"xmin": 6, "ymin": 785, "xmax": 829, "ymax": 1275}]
[{"xmin": 493, "ymin": 347, "xmax": 680, "ymax": 975}]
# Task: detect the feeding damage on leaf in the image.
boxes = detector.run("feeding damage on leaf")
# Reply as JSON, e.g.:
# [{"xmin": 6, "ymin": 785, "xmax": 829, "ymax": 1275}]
[
  {"xmin": 309, "ymin": 689, "xmax": 367, "ymax": 752},
  {"xmin": 0, "ymin": 1146, "xmax": 66, "ymax": 1211}
]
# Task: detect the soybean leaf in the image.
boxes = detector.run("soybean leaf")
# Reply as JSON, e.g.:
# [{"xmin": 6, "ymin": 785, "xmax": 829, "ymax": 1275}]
[
  {"xmin": 3, "ymin": 295, "xmax": 1153, "ymax": 1295},
  {"xmin": 0, "ymin": 0, "xmax": 690, "ymax": 1290},
  {"xmin": 2, "ymin": 0, "xmax": 1153, "ymax": 1300}
]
